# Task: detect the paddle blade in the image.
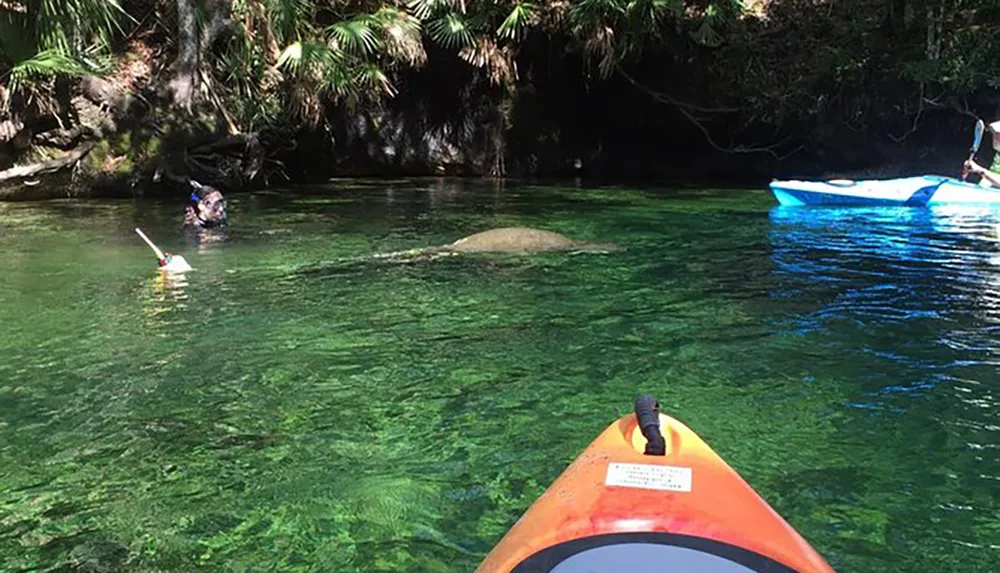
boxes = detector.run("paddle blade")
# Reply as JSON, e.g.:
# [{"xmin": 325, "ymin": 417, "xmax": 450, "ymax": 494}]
[
  {"xmin": 161, "ymin": 254, "xmax": 194, "ymax": 272},
  {"xmin": 972, "ymin": 119, "xmax": 985, "ymax": 155}
]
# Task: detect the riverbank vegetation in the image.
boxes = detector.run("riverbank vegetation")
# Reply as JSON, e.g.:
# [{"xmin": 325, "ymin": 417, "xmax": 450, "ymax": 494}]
[{"xmin": 2, "ymin": 0, "xmax": 999, "ymax": 198}]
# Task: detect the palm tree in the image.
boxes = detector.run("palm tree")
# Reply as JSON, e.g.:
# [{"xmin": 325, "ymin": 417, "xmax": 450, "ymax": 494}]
[
  {"xmin": 0, "ymin": 0, "xmax": 130, "ymax": 109},
  {"xmin": 196, "ymin": 0, "xmax": 427, "ymax": 131},
  {"xmin": 401, "ymin": 0, "xmax": 741, "ymax": 82},
  {"xmin": 396, "ymin": 0, "xmax": 732, "ymax": 175}
]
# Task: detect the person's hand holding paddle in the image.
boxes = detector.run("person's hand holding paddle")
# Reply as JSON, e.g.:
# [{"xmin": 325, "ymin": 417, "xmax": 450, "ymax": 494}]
[{"xmin": 963, "ymin": 119, "xmax": 986, "ymax": 181}]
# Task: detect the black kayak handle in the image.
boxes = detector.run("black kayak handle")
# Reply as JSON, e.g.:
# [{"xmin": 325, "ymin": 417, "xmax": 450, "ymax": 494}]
[{"xmin": 635, "ymin": 394, "xmax": 666, "ymax": 456}]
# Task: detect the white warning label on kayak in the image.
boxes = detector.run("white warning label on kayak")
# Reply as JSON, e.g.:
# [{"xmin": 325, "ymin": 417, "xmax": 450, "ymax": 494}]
[{"xmin": 605, "ymin": 463, "xmax": 692, "ymax": 492}]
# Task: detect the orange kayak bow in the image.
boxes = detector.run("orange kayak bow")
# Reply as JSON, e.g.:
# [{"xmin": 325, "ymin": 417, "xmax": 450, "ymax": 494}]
[{"xmin": 476, "ymin": 395, "xmax": 837, "ymax": 573}]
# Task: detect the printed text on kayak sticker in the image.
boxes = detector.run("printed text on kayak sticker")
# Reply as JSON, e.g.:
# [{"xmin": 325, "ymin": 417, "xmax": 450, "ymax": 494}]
[{"xmin": 605, "ymin": 463, "xmax": 692, "ymax": 492}]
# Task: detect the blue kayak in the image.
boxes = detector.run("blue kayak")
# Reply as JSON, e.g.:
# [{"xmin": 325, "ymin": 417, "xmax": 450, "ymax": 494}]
[{"xmin": 769, "ymin": 175, "xmax": 1000, "ymax": 206}]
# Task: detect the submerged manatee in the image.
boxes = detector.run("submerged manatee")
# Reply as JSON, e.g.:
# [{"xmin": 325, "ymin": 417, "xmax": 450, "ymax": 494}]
[
  {"xmin": 373, "ymin": 226, "xmax": 623, "ymax": 261},
  {"xmin": 296, "ymin": 227, "xmax": 622, "ymax": 278},
  {"xmin": 443, "ymin": 227, "xmax": 621, "ymax": 254}
]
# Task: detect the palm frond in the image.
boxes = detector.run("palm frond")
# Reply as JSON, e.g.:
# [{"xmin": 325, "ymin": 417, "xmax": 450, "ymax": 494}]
[
  {"xmin": 459, "ymin": 36, "xmax": 517, "ymax": 85},
  {"xmin": 588, "ymin": 26, "xmax": 618, "ymax": 76},
  {"xmin": 661, "ymin": 0, "xmax": 687, "ymax": 19},
  {"xmin": 426, "ymin": 12, "xmax": 474, "ymax": 49},
  {"xmin": 497, "ymin": 2, "xmax": 538, "ymax": 41},
  {"xmin": 406, "ymin": 0, "xmax": 437, "ymax": 21},
  {"xmin": 0, "ymin": 17, "xmax": 36, "ymax": 65},
  {"xmin": 267, "ymin": 0, "xmax": 316, "ymax": 44},
  {"xmin": 373, "ymin": 7, "xmax": 427, "ymax": 66},
  {"xmin": 692, "ymin": 19, "xmax": 723, "ymax": 47},
  {"xmin": 354, "ymin": 61, "xmax": 396, "ymax": 97},
  {"xmin": 567, "ymin": 0, "xmax": 626, "ymax": 72},
  {"xmin": 1, "ymin": 0, "xmax": 134, "ymax": 100},
  {"xmin": 276, "ymin": 39, "xmax": 350, "ymax": 124},
  {"xmin": 214, "ymin": 10, "xmax": 286, "ymax": 131},
  {"xmin": 277, "ymin": 40, "xmax": 345, "ymax": 76},
  {"xmin": 327, "ymin": 15, "xmax": 382, "ymax": 56},
  {"xmin": 287, "ymin": 80, "xmax": 323, "ymax": 126},
  {"xmin": 32, "ymin": 0, "xmax": 131, "ymax": 54},
  {"xmin": 317, "ymin": 49, "xmax": 356, "ymax": 98},
  {"xmin": 373, "ymin": 5, "xmax": 424, "ymax": 30},
  {"xmin": 627, "ymin": 0, "xmax": 684, "ymax": 21},
  {"xmin": 568, "ymin": 0, "xmax": 628, "ymax": 31},
  {"xmin": 406, "ymin": 0, "xmax": 466, "ymax": 21},
  {"xmin": 622, "ymin": 0, "xmax": 680, "ymax": 33},
  {"xmin": 7, "ymin": 48, "xmax": 100, "ymax": 94}
]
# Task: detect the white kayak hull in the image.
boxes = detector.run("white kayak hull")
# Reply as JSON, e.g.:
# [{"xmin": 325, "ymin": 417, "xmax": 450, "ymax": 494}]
[{"xmin": 769, "ymin": 175, "xmax": 1000, "ymax": 206}]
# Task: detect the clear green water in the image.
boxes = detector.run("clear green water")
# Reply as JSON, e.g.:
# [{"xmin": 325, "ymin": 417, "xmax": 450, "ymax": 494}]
[{"xmin": 1, "ymin": 180, "xmax": 998, "ymax": 572}]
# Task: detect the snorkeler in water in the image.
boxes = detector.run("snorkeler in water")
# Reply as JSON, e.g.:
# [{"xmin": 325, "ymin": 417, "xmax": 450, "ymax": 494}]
[{"xmin": 183, "ymin": 180, "xmax": 228, "ymax": 230}]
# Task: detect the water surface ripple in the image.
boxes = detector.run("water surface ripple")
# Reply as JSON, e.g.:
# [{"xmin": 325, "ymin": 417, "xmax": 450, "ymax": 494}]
[{"xmin": 1, "ymin": 184, "xmax": 998, "ymax": 572}]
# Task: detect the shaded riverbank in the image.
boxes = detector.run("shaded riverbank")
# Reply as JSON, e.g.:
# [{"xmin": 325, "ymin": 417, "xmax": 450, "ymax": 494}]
[{"xmin": 4, "ymin": 1, "xmax": 997, "ymax": 202}]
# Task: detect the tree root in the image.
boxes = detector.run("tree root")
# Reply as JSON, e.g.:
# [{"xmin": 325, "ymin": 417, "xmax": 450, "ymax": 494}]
[{"xmin": 0, "ymin": 143, "xmax": 95, "ymax": 183}]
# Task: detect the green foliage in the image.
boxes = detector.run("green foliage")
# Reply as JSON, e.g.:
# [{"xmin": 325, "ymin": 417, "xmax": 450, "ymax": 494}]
[
  {"xmin": 497, "ymin": 3, "xmax": 538, "ymax": 41},
  {"xmin": 5, "ymin": 49, "xmax": 102, "ymax": 97},
  {"xmin": 406, "ymin": 0, "xmax": 525, "ymax": 86},
  {"xmin": 561, "ymin": 0, "xmax": 748, "ymax": 75},
  {"xmin": 0, "ymin": 0, "xmax": 130, "ymax": 101},
  {"xmin": 217, "ymin": 0, "xmax": 426, "ymax": 128},
  {"xmin": 399, "ymin": 0, "xmax": 734, "ymax": 85},
  {"xmin": 9, "ymin": 0, "xmax": 1000, "ymax": 165},
  {"xmin": 700, "ymin": 0, "xmax": 1000, "ymax": 131}
]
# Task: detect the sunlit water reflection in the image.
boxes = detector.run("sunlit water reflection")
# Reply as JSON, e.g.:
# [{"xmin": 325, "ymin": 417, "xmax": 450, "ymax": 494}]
[{"xmin": 0, "ymin": 184, "xmax": 998, "ymax": 572}]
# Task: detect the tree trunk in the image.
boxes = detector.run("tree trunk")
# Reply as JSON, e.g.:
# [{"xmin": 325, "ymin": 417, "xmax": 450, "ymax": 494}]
[
  {"xmin": 166, "ymin": 0, "xmax": 234, "ymax": 112},
  {"xmin": 886, "ymin": 0, "xmax": 907, "ymax": 37},
  {"xmin": 199, "ymin": 0, "xmax": 233, "ymax": 61},
  {"xmin": 167, "ymin": 0, "xmax": 200, "ymax": 111},
  {"xmin": 248, "ymin": 0, "xmax": 280, "ymax": 63},
  {"xmin": 925, "ymin": 0, "xmax": 943, "ymax": 61}
]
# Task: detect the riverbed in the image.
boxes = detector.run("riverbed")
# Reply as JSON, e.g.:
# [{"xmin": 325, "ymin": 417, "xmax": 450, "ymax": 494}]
[{"xmin": 1, "ymin": 179, "xmax": 997, "ymax": 572}]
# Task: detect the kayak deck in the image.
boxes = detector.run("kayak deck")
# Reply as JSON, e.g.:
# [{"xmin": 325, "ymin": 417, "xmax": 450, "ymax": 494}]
[
  {"xmin": 475, "ymin": 396, "xmax": 836, "ymax": 573},
  {"xmin": 769, "ymin": 175, "xmax": 1000, "ymax": 206}
]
